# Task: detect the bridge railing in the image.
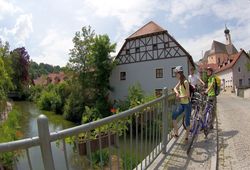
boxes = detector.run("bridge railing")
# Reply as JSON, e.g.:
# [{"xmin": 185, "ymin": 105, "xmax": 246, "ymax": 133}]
[{"xmin": 0, "ymin": 87, "xmax": 178, "ymax": 170}]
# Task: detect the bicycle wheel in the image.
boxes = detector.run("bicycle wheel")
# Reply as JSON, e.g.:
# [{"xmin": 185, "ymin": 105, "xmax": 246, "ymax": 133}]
[
  {"xmin": 187, "ymin": 119, "xmax": 200, "ymax": 155},
  {"xmin": 204, "ymin": 110, "xmax": 212, "ymax": 138}
]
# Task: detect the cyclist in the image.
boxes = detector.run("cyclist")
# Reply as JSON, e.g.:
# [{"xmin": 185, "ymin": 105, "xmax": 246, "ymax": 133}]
[
  {"xmin": 188, "ymin": 67, "xmax": 205, "ymax": 89},
  {"xmin": 172, "ymin": 66, "xmax": 191, "ymax": 143},
  {"xmin": 205, "ymin": 67, "xmax": 216, "ymax": 129}
]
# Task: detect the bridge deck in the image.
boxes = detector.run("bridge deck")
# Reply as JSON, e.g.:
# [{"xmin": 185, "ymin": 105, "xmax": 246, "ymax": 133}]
[{"xmin": 149, "ymin": 119, "xmax": 217, "ymax": 170}]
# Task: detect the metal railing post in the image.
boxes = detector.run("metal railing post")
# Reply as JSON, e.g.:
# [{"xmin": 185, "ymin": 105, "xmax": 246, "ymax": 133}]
[
  {"xmin": 37, "ymin": 114, "xmax": 55, "ymax": 170},
  {"xmin": 162, "ymin": 87, "xmax": 168, "ymax": 154}
]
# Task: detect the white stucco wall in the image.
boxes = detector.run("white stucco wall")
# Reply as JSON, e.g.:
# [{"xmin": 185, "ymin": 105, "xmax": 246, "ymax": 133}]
[
  {"xmin": 110, "ymin": 57, "xmax": 189, "ymax": 100},
  {"xmin": 232, "ymin": 53, "xmax": 250, "ymax": 87},
  {"xmin": 216, "ymin": 69, "xmax": 233, "ymax": 90},
  {"xmin": 244, "ymin": 88, "xmax": 250, "ymax": 98}
]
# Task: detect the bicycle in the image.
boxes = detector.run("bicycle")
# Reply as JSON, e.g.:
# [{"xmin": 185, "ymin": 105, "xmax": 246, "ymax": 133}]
[{"xmin": 186, "ymin": 92, "xmax": 214, "ymax": 155}]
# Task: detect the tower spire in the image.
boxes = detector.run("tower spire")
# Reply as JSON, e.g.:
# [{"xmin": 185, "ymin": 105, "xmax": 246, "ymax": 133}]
[{"xmin": 224, "ymin": 25, "xmax": 232, "ymax": 45}]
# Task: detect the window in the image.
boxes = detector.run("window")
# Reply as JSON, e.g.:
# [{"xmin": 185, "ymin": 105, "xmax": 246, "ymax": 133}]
[
  {"xmin": 248, "ymin": 78, "xmax": 250, "ymax": 86},
  {"xmin": 239, "ymin": 79, "xmax": 243, "ymax": 87},
  {"xmin": 136, "ymin": 47, "xmax": 140, "ymax": 53},
  {"xmin": 156, "ymin": 68, "xmax": 163, "ymax": 78},
  {"xmin": 171, "ymin": 67, "xmax": 176, "ymax": 77},
  {"xmin": 238, "ymin": 67, "xmax": 241, "ymax": 72},
  {"xmin": 126, "ymin": 49, "xmax": 130, "ymax": 55},
  {"xmin": 120, "ymin": 72, "xmax": 126, "ymax": 80},
  {"xmin": 155, "ymin": 89, "xmax": 163, "ymax": 97},
  {"xmin": 152, "ymin": 44, "xmax": 158, "ymax": 50}
]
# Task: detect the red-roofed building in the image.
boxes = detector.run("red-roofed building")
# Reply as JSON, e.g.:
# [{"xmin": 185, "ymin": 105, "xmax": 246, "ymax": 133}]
[
  {"xmin": 215, "ymin": 50, "xmax": 250, "ymax": 92},
  {"xmin": 34, "ymin": 72, "xmax": 67, "ymax": 86},
  {"xmin": 198, "ymin": 26, "xmax": 250, "ymax": 93},
  {"xmin": 199, "ymin": 26, "xmax": 238, "ymax": 72}
]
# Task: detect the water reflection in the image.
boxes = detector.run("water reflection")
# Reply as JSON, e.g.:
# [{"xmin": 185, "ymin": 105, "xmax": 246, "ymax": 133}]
[{"xmin": 14, "ymin": 101, "xmax": 77, "ymax": 170}]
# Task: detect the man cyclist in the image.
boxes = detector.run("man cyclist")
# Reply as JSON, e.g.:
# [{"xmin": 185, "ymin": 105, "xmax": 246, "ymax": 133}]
[
  {"xmin": 188, "ymin": 67, "xmax": 205, "ymax": 89},
  {"xmin": 205, "ymin": 67, "xmax": 216, "ymax": 129}
]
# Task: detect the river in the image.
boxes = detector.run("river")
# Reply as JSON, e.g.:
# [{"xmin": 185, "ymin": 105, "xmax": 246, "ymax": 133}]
[
  {"xmin": 14, "ymin": 101, "xmax": 79, "ymax": 170},
  {"xmin": 14, "ymin": 101, "xmax": 154, "ymax": 170}
]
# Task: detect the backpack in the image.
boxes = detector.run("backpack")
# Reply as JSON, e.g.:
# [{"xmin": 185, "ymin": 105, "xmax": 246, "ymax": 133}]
[
  {"xmin": 183, "ymin": 81, "xmax": 195, "ymax": 97},
  {"xmin": 214, "ymin": 76, "xmax": 221, "ymax": 96}
]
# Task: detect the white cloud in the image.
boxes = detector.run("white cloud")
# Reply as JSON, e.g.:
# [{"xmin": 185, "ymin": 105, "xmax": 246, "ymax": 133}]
[
  {"xmin": 165, "ymin": 0, "xmax": 250, "ymax": 60},
  {"xmin": 35, "ymin": 29, "xmax": 73, "ymax": 66},
  {"xmin": 180, "ymin": 23, "xmax": 250, "ymax": 62},
  {"xmin": 166, "ymin": 0, "xmax": 250, "ymax": 25},
  {"xmin": 0, "ymin": 0, "xmax": 22, "ymax": 20},
  {"xmin": 179, "ymin": 29, "xmax": 224, "ymax": 61},
  {"xmin": 83, "ymin": 0, "xmax": 161, "ymax": 33},
  {"xmin": 3, "ymin": 14, "xmax": 33, "ymax": 46}
]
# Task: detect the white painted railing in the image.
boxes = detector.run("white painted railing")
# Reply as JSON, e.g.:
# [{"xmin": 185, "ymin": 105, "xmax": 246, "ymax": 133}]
[{"xmin": 0, "ymin": 87, "xmax": 177, "ymax": 170}]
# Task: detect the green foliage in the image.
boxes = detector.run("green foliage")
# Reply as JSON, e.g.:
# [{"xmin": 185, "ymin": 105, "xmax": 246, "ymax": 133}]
[
  {"xmin": 0, "ymin": 40, "xmax": 13, "ymax": 112},
  {"xmin": 67, "ymin": 26, "xmax": 116, "ymax": 122},
  {"xmin": 28, "ymin": 85, "xmax": 43, "ymax": 101},
  {"xmin": 128, "ymin": 83, "xmax": 145, "ymax": 108},
  {"xmin": 91, "ymin": 149, "xmax": 109, "ymax": 168},
  {"xmin": 29, "ymin": 60, "xmax": 62, "ymax": 80},
  {"xmin": 0, "ymin": 109, "xmax": 23, "ymax": 168},
  {"xmin": 68, "ymin": 26, "xmax": 95, "ymax": 73},
  {"xmin": 9, "ymin": 47, "xmax": 30, "ymax": 94},
  {"xmin": 121, "ymin": 151, "xmax": 137, "ymax": 169},
  {"xmin": 63, "ymin": 92, "xmax": 84, "ymax": 123},
  {"xmin": 38, "ymin": 90, "xmax": 62, "ymax": 112},
  {"xmin": 0, "ymin": 58, "xmax": 13, "ymax": 111},
  {"xmin": 82, "ymin": 106, "xmax": 99, "ymax": 124}
]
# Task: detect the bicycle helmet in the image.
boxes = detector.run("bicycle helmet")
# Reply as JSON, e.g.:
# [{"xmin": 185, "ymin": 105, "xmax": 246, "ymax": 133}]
[
  {"xmin": 206, "ymin": 67, "xmax": 213, "ymax": 72},
  {"xmin": 174, "ymin": 66, "xmax": 183, "ymax": 72}
]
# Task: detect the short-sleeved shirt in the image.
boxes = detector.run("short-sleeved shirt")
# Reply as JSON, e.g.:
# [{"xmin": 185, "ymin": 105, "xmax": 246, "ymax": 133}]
[
  {"xmin": 188, "ymin": 74, "xmax": 199, "ymax": 86},
  {"xmin": 179, "ymin": 80, "xmax": 189, "ymax": 104},
  {"xmin": 208, "ymin": 76, "xmax": 215, "ymax": 97}
]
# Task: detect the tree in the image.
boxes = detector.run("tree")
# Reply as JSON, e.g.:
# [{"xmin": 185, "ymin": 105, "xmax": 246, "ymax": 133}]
[
  {"xmin": 91, "ymin": 35, "xmax": 116, "ymax": 118},
  {"xmin": 0, "ymin": 57, "xmax": 12, "ymax": 111},
  {"xmin": 66, "ymin": 26, "xmax": 116, "ymax": 122},
  {"xmin": 0, "ymin": 40, "xmax": 13, "ymax": 111},
  {"xmin": 68, "ymin": 26, "xmax": 95, "ymax": 73},
  {"xmin": 10, "ymin": 47, "xmax": 30, "ymax": 95}
]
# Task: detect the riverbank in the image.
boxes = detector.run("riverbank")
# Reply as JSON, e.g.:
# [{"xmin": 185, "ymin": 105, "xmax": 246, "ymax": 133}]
[{"xmin": 0, "ymin": 102, "xmax": 12, "ymax": 123}]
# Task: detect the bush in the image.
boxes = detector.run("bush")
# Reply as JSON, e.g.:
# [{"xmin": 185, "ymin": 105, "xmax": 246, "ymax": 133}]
[
  {"xmin": 38, "ymin": 90, "xmax": 62, "ymax": 113},
  {"xmin": 0, "ymin": 109, "xmax": 23, "ymax": 169},
  {"xmin": 121, "ymin": 151, "xmax": 137, "ymax": 170},
  {"xmin": 28, "ymin": 85, "xmax": 43, "ymax": 101},
  {"xmin": 91, "ymin": 149, "xmax": 109, "ymax": 168},
  {"xmin": 63, "ymin": 92, "xmax": 84, "ymax": 123}
]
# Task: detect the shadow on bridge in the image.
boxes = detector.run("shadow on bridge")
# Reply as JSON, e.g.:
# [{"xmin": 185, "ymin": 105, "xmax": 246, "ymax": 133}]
[{"xmin": 150, "ymin": 126, "xmax": 224, "ymax": 169}]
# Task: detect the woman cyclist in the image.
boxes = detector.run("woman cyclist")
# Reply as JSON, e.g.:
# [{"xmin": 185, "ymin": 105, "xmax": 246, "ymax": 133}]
[{"xmin": 172, "ymin": 66, "xmax": 192, "ymax": 143}]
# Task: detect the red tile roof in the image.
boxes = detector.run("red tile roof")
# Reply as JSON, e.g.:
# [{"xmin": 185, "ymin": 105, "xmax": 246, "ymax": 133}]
[
  {"xmin": 127, "ymin": 21, "xmax": 165, "ymax": 39},
  {"xmin": 34, "ymin": 72, "xmax": 67, "ymax": 85},
  {"xmin": 215, "ymin": 50, "xmax": 249, "ymax": 74}
]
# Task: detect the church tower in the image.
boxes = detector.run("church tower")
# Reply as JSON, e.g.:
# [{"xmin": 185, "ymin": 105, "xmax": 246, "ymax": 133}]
[{"xmin": 224, "ymin": 26, "xmax": 232, "ymax": 45}]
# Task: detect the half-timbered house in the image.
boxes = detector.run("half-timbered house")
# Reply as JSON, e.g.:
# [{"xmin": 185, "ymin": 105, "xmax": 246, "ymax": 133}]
[{"xmin": 110, "ymin": 21, "xmax": 195, "ymax": 100}]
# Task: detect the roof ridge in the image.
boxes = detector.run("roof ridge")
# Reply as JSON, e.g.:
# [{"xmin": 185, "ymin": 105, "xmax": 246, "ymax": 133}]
[{"xmin": 128, "ymin": 21, "xmax": 165, "ymax": 39}]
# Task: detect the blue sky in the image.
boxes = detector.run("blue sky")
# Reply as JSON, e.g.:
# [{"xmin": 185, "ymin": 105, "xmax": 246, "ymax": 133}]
[{"xmin": 1, "ymin": 0, "xmax": 250, "ymax": 66}]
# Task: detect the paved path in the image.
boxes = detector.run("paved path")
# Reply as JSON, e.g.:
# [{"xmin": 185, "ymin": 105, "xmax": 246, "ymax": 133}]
[
  {"xmin": 149, "ymin": 111, "xmax": 217, "ymax": 169},
  {"xmin": 217, "ymin": 94, "xmax": 250, "ymax": 170}
]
